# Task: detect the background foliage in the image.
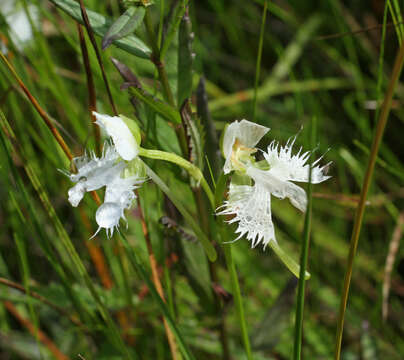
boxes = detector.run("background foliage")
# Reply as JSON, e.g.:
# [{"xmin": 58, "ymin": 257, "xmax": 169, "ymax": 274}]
[{"xmin": 0, "ymin": 0, "xmax": 403, "ymax": 359}]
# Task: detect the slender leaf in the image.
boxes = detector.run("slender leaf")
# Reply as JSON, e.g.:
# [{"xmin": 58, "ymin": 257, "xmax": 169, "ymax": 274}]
[
  {"xmin": 177, "ymin": 9, "xmax": 193, "ymax": 107},
  {"xmin": 102, "ymin": 6, "xmax": 146, "ymax": 50},
  {"xmin": 49, "ymin": 0, "xmax": 151, "ymax": 58}
]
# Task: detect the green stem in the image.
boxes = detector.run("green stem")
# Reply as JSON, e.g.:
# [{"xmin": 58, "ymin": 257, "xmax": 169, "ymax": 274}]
[
  {"xmin": 269, "ymin": 241, "xmax": 310, "ymax": 280},
  {"xmin": 119, "ymin": 232, "xmax": 195, "ymax": 360},
  {"xmin": 252, "ymin": 0, "xmax": 268, "ymax": 122},
  {"xmin": 334, "ymin": 38, "xmax": 404, "ymax": 360},
  {"xmin": 139, "ymin": 148, "xmax": 215, "ymax": 207},
  {"xmin": 144, "ymin": 9, "xmax": 175, "ymax": 107},
  {"xmin": 222, "ymin": 243, "xmax": 253, "ymax": 360},
  {"xmin": 293, "ymin": 118, "xmax": 316, "ymax": 360}
]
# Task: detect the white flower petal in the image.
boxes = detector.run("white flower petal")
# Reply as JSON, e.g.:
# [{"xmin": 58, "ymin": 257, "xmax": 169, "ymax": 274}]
[
  {"xmin": 223, "ymin": 119, "xmax": 269, "ymax": 174},
  {"xmin": 68, "ymin": 145, "xmax": 127, "ymax": 192},
  {"xmin": 104, "ymin": 176, "xmax": 141, "ymax": 208},
  {"xmin": 217, "ymin": 182, "xmax": 276, "ymax": 248},
  {"xmin": 263, "ymin": 136, "xmax": 331, "ymax": 184},
  {"xmin": 93, "ymin": 112, "xmax": 138, "ymax": 161},
  {"xmin": 68, "ymin": 179, "xmax": 86, "ymax": 207},
  {"xmin": 95, "ymin": 202, "xmax": 123, "ymax": 238},
  {"xmin": 247, "ymin": 166, "xmax": 307, "ymax": 212}
]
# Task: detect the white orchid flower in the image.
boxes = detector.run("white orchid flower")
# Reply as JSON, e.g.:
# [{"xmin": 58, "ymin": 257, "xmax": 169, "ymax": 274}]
[
  {"xmin": 64, "ymin": 113, "xmax": 145, "ymax": 237},
  {"xmin": 218, "ymin": 120, "xmax": 330, "ymax": 251}
]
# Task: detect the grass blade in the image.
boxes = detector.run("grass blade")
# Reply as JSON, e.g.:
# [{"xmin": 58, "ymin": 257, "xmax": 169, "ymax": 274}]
[
  {"xmin": 293, "ymin": 117, "xmax": 316, "ymax": 359},
  {"xmin": 118, "ymin": 232, "xmax": 196, "ymax": 360},
  {"xmin": 334, "ymin": 38, "xmax": 404, "ymax": 360}
]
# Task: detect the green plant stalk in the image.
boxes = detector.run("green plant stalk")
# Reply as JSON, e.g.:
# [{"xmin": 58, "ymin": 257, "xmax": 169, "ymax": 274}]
[
  {"xmin": 222, "ymin": 242, "xmax": 253, "ymax": 360},
  {"xmin": 142, "ymin": 8, "xmax": 189, "ymax": 156},
  {"xmin": 143, "ymin": 163, "xmax": 217, "ymax": 261},
  {"xmin": 334, "ymin": 38, "xmax": 404, "ymax": 360},
  {"xmin": 292, "ymin": 118, "xmax": 316, "ymax": 360},
  {"xmin": 252, "ymin": 0, "xmax": 268, "ymax": 122},
  {"xmin": 160, "ymin": 0, "xmax": 189, "ymax": 60},
  {"xmin": 144, "ymin": 8, "xmax": 175, "ymax": 106},
  {"xmin": 138, "ymin": 148, "xmax": 215, "ymax": 207},
  {"xmin": 269, "ymin": 241, "xmax": 310, "ymax": 280},
  {"xmin": 216, "ymin": 181, "xmax": 252, "ymax": 360},
  {"xmin": 118, "ymin": 232, "xmax": 196, "ymax": 360}
]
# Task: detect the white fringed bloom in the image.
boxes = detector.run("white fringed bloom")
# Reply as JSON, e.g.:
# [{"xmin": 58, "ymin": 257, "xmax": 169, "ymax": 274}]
[
  {"xmin": 64, "ymin": 113, "xmax": 144, "ymax": 237},
  {"xmin": 218, "ymin": 120, "xmax": 330, "ymax": 249}
]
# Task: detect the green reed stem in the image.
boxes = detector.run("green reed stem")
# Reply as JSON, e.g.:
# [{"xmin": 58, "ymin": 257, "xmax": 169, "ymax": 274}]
[
  {"xmin": 293, "ymin": 117, "xmax": 316, "ymax": 360},
  {"xmin": 215, "ymin": 181, "xmax": 252, "ymax": 360},
  {"xmin": 222, "ymin": 243, "xmax": 253, "ymax": 360},
  {"xmin": 334, "ymin": 38, "xmax": 404, "ymax": 360},
  {"xmin": 118, "ymin": 232, "xmax": 196, "ymax": 360},
  {"xmin": 252, "ymin": 0, "xmax": 268, "ymax": 122},
  {"xmin": 144, "ymin": 8, "xmax": 175, "ymax": 107},
  {"xmin": 138, "ymin": 148, "xmax": 215, "ymax": 207}
]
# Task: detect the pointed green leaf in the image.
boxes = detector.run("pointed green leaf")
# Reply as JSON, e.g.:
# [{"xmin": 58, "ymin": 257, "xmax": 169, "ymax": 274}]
[
  {"xmin": 180, "ymin": 101, "xmax": 204, "ymax": 171},
  {"xmin": 102, "ymin": 6, "xmax": 146, "ymax": 50},
  {"xmin": 49, "ymin": 0, "xmax": 151, "ymax": 58},
  {"xmin": 143, "ymin": 162, "xmax": 217, "ymax": 262},
  {"xmin": 125, "ymin": 85, "xmax": 182, "ymax": 124},
  {"xmin": 177, "ymin": 10, "xmax": 193, "ymax": 106}
]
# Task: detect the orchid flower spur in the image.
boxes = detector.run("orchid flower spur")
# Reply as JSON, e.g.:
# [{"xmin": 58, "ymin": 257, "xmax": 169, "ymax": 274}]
[
  {"xmin": 217, "ymin": 120, "xmax": 331, "ymax": 278},
  {"xmin": 63, "ymin": 112, "xmax": 145, "ymax": 237}
]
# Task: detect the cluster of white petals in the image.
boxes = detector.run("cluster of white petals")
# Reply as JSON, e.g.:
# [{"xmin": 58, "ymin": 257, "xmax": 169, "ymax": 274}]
[
  {"xmin": 64, "ymin": 112, "xmax": 144, "ymax": 237},
  {"xmin": 218, "ymin": 120, "xmax": 331, "ymax": 249}
]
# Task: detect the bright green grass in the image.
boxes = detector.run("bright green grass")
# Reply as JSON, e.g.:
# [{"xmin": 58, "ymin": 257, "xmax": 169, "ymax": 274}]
[{"xmin": 0, "ymin": 0, "xmax": 403, "ymax": 359}]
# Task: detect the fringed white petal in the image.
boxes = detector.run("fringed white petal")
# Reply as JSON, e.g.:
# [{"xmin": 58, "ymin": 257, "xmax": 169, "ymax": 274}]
[
  {"xmin": 217, "ymin": 183, "xmax": 276, "ymax": 248},
  {"xmin": 263, "ymin": 135, "xmax": 331, "ymax": 184},
  {"xmin": 223, "ymin": 119, "xmax": 269, "ymax": 174},
  {"xmin": 94, "ymin": 202, "xmax": 123, "ymax": 238},
  {"xmin": 93, "ymin": 112, "xmax": 138, "ymax": 161},
  {"xmin": 67, "ymin": 144, "xmax": 122, "ymax": 207},
  {"xmin": 247, "ymin": 166, "xmax": 307, "ymax": 212}
]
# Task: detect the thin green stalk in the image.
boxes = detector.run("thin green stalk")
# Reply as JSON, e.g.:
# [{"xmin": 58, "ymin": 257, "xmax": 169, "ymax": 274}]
[
  {"xmin": 216, "ymin": 183, "xmax": 252, "ymax": 360},
  {"xmin": 160, "ymin": 0, "xmax": 189, "ymax": 60},
  {"xmin": 144, "ymin": 9, "xmax": 175, "ymax": 106},
  {"xmin": 252, "ymin": 0, "xmax": 268, "ymax": 122},
  {"xmin": 118, "ymin": 232, "xmax": 196, "ymax": 360},
  {"xmin": 143, "ymin": 162, "xmax": 217, "ymax": 262},
  {"xmin": 138, "ymin": 148, "xmax": 215, "ymax": 207},
  {"xmin": 334, "ymin": 38, "xmax": 404, "ymax": 360},
  {"xmin": 293, "ymin": 118, "xmax": 316, "ymax": 360},
  {"xmin": 222, "ymin": 243, "xmax": 252, "ymax": 360}
]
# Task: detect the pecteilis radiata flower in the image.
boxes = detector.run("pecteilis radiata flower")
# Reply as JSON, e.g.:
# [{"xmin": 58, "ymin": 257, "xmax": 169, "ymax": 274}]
[
  {"xmin": 217, "ymin": 120, "xmax": 331, "ymax": 251},
  {"xmin": 62, "ymin": 112, "xmax": 145, "ymax": 237}
]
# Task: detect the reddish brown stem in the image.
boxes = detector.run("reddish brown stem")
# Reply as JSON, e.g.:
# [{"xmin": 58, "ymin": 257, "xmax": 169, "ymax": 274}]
[
  {"xmin": 0, "ymin": 51, "xmax": 73, "ymax": 161},
  {"xmin": 4, "ymin": 301, "xmax": 70, "ymax": 360},
  {"xmin": 78, "ymin": 0, "xmax": 118, "ymax": 116},
  {"xmin": 136, "ymin": 195, "xmax": 180, "ymax": 360},
  {"xmin": 0, "ymin": 277, "xmax": 85, "ymax": 329},
  {"xmin": 77, "ymin": 23, "xmax": 101, "ymax": 156}
]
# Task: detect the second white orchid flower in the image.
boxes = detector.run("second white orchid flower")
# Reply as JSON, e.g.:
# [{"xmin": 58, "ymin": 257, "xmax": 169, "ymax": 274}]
[{"xmin": 218, "ymin": 120, "xmax": 330, "ymax": 276}]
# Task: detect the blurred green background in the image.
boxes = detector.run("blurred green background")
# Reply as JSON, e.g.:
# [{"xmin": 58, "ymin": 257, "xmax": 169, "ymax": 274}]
[{"xmin": 0, "ymin": 0, "xmax": 403, "ymax": 359}]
